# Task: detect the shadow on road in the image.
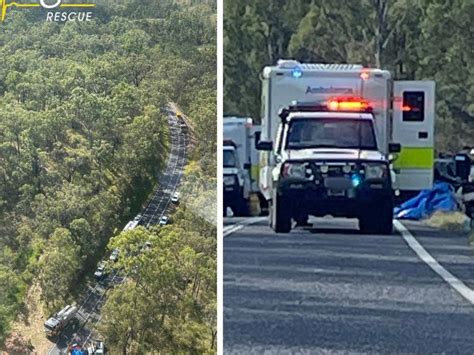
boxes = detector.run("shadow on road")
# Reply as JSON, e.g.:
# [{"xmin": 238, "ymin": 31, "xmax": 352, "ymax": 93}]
[{"xmin": 308, "ymin": 226, "xmax": 361, "ymax": 235}]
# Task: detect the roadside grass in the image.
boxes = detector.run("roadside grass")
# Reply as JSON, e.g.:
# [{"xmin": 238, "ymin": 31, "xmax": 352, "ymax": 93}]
[
  {"xmin": 4, "ymin": 284, "xmax": 53, "ymax": 355},
  {"xmin": 424, "ymin": 211, "xmax": 471, "ymax": 233}
]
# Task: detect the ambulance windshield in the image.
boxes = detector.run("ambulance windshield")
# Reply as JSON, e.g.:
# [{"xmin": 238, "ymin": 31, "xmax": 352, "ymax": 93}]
[{"xmin": 286, "ymin": 117, "xmax": 377, "ymax": 150}]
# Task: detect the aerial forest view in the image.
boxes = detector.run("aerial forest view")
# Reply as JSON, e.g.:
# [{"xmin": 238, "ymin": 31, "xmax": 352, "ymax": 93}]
[{"xmin": 0, "ymin": 0, "xmax": 216, "ymax": 353}]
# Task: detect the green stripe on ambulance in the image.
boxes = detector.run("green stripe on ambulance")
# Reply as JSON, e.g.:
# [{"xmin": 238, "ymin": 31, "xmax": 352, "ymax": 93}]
[{"xmin": 393, "ymin": 147, "xmax": 434, "ymax": 169}]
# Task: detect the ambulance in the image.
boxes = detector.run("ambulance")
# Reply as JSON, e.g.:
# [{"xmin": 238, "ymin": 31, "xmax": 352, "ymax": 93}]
[
  {"xmin": 257, "ymin": 60, "xmax": 435, "ymax": 233},
  {"xmin": 223, "ymin": 117, "xmax": 261, "ymax": 215}
]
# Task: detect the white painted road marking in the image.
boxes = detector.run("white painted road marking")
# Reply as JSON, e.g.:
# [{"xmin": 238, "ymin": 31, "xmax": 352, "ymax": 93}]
[
  {"xmin": 223, "ymin": 217, "xmax": 266, "ymax": 237},
  {"xmin": 394, "ymin": 220, "xmax": 474, "ymax": 305},
  {"xmin": 224, "ymin": 218, "xmax": 474, "ymax": 305}
]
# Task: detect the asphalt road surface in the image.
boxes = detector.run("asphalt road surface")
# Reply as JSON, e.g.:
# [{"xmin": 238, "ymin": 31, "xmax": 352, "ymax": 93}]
[
  {"xmin": 48, "ymin": 107, "xmax": 188, "ymax": 354},
  {"xmin": 224, "ymin": 217, "xmax": 474, "ymax": 354}
]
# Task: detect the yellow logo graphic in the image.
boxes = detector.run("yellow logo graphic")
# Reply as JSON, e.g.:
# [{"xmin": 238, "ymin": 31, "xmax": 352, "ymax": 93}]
[{"xmin": 1, "ymin": 0, "xmax": 95, "ymax": 21}]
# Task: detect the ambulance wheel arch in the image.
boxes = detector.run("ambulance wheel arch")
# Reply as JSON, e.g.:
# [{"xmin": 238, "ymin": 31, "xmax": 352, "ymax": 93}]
[{"xmin": 392, "ymin": 81, "xmax": 435, "ymax": 191}]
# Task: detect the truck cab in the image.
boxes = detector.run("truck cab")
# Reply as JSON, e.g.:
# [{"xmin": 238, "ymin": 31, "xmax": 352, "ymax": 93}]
[
  {"xmin": 44, "ymin": 304, "xmax": 78, "ymax": 337},
  {"xmin": 260, "ymin": 100, "xmax": 399, "ymax": 233},
  {"xmin": 44, "ymin": 317, "xmax": 62, "ymax": 337}
]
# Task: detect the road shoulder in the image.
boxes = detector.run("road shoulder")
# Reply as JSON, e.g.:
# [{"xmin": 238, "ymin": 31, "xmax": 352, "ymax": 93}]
[{"xmin": 395, "ymin": 220, "xmax": 474, "ymax": 297}]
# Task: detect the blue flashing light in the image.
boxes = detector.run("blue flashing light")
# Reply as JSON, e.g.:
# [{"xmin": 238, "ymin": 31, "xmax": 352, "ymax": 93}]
[
  {"xmin": 351, "ymin": 174, "xmax": 362, "ymax": 187},
  {"xmin": 291, "ymin": 66, "xmax": 303, "ymax": 78}
]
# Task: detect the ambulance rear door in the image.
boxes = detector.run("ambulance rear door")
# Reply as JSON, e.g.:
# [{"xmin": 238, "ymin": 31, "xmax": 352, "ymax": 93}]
[{"xmin": 392, "ymin": 81, "xmax": 435, "ymax": 191}]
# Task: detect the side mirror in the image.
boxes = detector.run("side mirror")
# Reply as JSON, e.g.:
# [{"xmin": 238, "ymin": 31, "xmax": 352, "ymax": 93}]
[
  {"xmin": 254, "ymin": 131, "xmax": 261, "ymax": 150},
  {"xmin": 243, "ymin": 163, "xmax": 251, "ymax": 170},
  {"xmin": 256, "ymin": 141, "xmax": 273, "ymax": 151},
  {"xmin": 389, "ymin": 143, "xmax": 401, "ymax": 153}
]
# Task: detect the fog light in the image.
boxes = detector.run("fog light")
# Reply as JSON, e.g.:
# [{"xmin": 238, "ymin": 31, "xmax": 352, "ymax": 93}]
[{"xmin": 351, "ymin": 174, "xmax": 362, "ymax": 187}]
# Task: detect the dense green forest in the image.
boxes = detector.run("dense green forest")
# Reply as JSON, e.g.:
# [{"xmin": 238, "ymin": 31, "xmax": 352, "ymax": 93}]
[
  {"xmin": 99, "ymin": 206, "xmax": 216, "ymax": 353},
  {"xmin": 224, "ymin": 0, "xmax": 473, "ymax": 152},
  {"xmin": 0, "ymin": 0, "xmax": 216, "ymax": 351}
]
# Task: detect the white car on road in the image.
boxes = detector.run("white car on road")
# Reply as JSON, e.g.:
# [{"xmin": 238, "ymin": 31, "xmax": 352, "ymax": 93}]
[
  {"xmin": 159, "ymin": 216, "xmax": 169, "ymax": 226},
  {"xmin": 94, "ymin": 261, "xmax": 107, "ymax": 280},
  {"xmin": 171, "ymin": 192, "xmax": 180, "ymax": 203},
  {"xmin": 109, "ymin": 249, "xmax": 119, "ymax": 262}
]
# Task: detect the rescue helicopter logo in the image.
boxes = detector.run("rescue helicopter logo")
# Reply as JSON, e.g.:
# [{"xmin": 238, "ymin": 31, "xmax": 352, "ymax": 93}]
[{"xmin": 0, "ymin": 0, "xmax": 95, "ymax": 22}]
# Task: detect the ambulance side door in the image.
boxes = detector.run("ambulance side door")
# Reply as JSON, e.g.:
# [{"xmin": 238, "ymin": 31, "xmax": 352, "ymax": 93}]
[{"xmin": 392, "ymin": 81, "xmax": 435, "ymax": 191}]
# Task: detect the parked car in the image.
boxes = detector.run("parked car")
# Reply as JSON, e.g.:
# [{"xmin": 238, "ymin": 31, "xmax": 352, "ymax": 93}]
[
  {"xmin": 109, "ymin": 249, "xmax": 119, "ymax": 262},
  {"xmin": 94, "ymin": 261, "xmax": 107, "ymax": 281},
  {"xmin": 171, "ymin": 192, "xmax": 180, "ymax": 203},
  {"xmin": 159, "ymin": 216, "xmax": 169, "ymax": 226}
]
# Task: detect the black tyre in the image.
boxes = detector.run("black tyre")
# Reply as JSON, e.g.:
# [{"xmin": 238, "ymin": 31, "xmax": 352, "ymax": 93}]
[
  {"xmin": 271, "ymin": 191, "xmax": 291, "ymax": 233},
  {"xmin": 232, "ymin": 198, "xmax": 249, "ymax": 217},
  {"xmin": 359, "ymin": 199, "xmax": 393, "ymax": 235}
]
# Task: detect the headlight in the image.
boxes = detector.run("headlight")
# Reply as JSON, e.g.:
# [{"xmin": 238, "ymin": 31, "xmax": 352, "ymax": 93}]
[
  {"xmin": 364, "ymin": 163, "xmax": 387, "ymax": 179},
  {"xmin": 223, "ymin": 175, "xmax": 237, "ymax": 186},
  {"xmin": 283, "ymin": 163, "xmax": 306, "ymax": 178}
]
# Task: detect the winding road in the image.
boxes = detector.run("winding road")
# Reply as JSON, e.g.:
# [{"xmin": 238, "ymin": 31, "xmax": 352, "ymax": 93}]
[{"xmin": 48, "ymin": 106, "xmax": 188, "ymax": 354}]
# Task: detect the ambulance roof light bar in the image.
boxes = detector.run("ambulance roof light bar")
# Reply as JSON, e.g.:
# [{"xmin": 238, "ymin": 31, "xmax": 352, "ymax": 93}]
[
  {"xmin": 279, "ymin": 98, "xmax": 373, "ymax": 121},
  {"xmin": 327, "ymin": 97, "xmax": 370, "ymax": 112}
]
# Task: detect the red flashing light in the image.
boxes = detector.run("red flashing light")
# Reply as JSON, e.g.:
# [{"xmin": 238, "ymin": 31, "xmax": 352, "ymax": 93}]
[
  {"xmin": 360, "ymin": 71, "xmax": 369, "ymax": 80},
  {"xmin": 402, "ymin": 105, "xmax": 411, "ymax": 112},
  {"xmin": 327, "ymin": 97, "xmax": 370, "ymax": 112}
]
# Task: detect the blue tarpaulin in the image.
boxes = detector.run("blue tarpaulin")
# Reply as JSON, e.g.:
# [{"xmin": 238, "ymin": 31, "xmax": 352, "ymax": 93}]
[{"xmin": 394, "ymin": 182, "xmax": 458, "ymax": 220}]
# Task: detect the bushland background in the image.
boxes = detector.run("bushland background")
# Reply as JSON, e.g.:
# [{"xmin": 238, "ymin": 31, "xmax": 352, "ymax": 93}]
[{"xmin": 224, "ymin": 0, "xmax": 473, "ymax": 153}]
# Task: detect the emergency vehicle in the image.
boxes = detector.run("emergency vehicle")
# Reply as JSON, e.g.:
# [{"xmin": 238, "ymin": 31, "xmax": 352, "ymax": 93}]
[
  {"xmin": 257, "ymin": 60, "xmax": 435, "ymax": 233},
  {"xmin": 223, "ymin": 117, "xmax": 261, "ymax": 215},
  {"xmin": 44, "ymin": 304, "xmax": 78, "ymax": 336}
]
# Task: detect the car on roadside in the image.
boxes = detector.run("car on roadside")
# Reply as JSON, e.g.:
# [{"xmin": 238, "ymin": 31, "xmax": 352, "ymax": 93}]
[
  {"xmin": 171, "ymin": 192, "xmax": 180, "ymax": 203},
  {"xmin": 109, "ymin": 249, "xmax": 119, "ymax": 262},
  {"xmin": 94, "ymin": 261, "xmax": 107, "ymax": 281},
  {"xmin": 159, "ymin": 216, "xmax": 169, "ymax": 226}
]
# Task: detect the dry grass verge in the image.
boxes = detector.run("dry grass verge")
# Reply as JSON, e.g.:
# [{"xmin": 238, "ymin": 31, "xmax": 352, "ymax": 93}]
[
  {"xmin": 3, "ymin": 284, "xmax": 54, "ymax": 355},
  {"xmin": 424, "ymin": 211, "xmax": 471, "ymax": 233}
]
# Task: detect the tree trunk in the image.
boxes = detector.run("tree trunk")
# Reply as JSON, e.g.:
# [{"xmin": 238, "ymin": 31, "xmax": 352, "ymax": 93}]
[{"xmin": 373, "ymin": 0, "xmax": 388, "ymax": 68}]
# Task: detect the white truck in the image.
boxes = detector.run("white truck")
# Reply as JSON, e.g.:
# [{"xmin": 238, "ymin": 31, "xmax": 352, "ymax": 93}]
[
  {"xmin": 223, "ymin": 117, "xmax": 261, "ymax": 215},
  {"xmin": 257, "ymin": 60, "xmax": 435, "ymax": 233},
  {"xmin": 44, "ymin": 304, "xmax": 78, "ymax": 337}
]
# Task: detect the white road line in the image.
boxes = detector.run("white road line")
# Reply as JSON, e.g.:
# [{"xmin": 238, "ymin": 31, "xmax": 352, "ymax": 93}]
[
  {"xmin": 223, "ymin": 217, "xmax": 266, "ymax": 237},
  {"xmin": 394, "ymin": 220, "xmax": 474, "ymax": 305}
]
